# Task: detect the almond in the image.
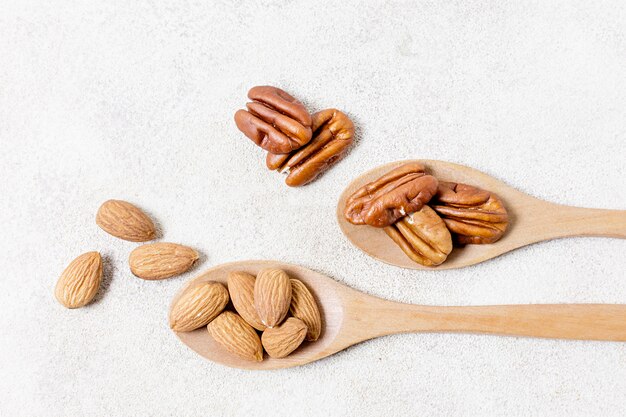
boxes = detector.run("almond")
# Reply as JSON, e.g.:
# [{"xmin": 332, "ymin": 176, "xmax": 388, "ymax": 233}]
[
  {"xmin": 261, "ymin": 317, "xmax": 307, "ymax": 358},
  {"xmin": 169, "ymin": 281, "xmax": 229, "ymax": 332},
  {"xmin": 129, "ymin": 242, "xmax": 198, "ymax": 280},
  {"xmin": 55, "ymin": 251, "xmax": 103, "ymax": 309},
  {"xmin": 227, "ymin": 271, "xmax": 266, "ymax": 331},
  {"xmin": 96, "ymin": 199, "xmax": 156, "ymax": 242},
  {"xmin": 289, "ymin": 279, "xmax": 322, "ymax": 341},
  {"xmin": 207, "ymin": 311, "xmax": 263, "ymax": 362},
  {"xmin": 254, "ymin": 269, "xmax": 292, "ymax": 328}
]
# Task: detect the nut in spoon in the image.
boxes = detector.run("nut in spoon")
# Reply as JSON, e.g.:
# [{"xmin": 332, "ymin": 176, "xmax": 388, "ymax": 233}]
[
  {"xmin": 337, "ymin": 160, "xmax": 626, "ymax": 270},
  {"xmin": 171, "ymin": 260, "xmax": 626, "ymax": 370}
]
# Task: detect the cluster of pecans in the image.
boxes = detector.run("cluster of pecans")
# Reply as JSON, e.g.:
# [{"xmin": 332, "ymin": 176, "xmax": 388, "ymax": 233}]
[
  {"xmin": 170, "ymin": 269, "xmax": 321, "ymax": 361},
  {"xmin": 54, "ymin": 200, "xmax": 199, "ymax": 309},
  {"xmin": 344, "ymin": 162, "xmax": 509, "ymax": 266},
  {"xmin": 234, "ymin": 85, "xmax": 355, "ymax": 186}
]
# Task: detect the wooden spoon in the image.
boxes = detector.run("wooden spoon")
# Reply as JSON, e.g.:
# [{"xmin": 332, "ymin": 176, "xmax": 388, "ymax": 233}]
[
  {"xmin": 171, "ymin": 260, "xmax": 626, "ymax": 370},
  {"xmin": 337, "ymin": 160, "xmax": 626, "ymax": 270}
]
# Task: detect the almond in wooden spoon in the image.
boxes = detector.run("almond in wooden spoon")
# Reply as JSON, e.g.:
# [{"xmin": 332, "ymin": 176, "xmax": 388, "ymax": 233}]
[
  {"xmin": 338, "ymin": 159, "xmax": 626, "ymax": 270},
  {"xmin": 208, "ymin": 311, "xmax": 263, "ymax": 362},
  {"xmin": 289, "ymin": 279, "xmax": 322, "ymax": 341},
  {"xmin": 227, "ymin": 271, "xmax": 266, "ymax": 330},
  {"xmin": 261, "ymin": 317, "xmax": 307, "ymax": 358},
  {"xmin": 171, "ymin": 260, "xmax": 626, "ymax": 370},
  {"xmin": 254, "ymin": 269, "xmax": 292, "ymax": 328},
  {"xmin": 129, "ymin": 242, "xmax": 198, "ymax": 280},
  {"xmin": 169, "ymin": 281, "xmax": 228, "ymax": 332}
]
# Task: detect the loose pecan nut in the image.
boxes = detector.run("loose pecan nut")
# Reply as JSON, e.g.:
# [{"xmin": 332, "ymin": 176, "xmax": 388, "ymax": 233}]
[
  {"xmin": 344, "ymin": 162, "xmax": 439, "ymax": 227},
  {"xmin": 430, "ymin": 181, "xmax": 509, "ymax": 244},
  {"xmin": 384, "ymin": 206, "xmax": 452, "ymax": 266},
  {"xmin": 266, "ymin": 109, "xmax": 354, "ymax": 187},
  {"xmin": 234, "ymin": 86, "xmax": 312, "ymax": 154}
]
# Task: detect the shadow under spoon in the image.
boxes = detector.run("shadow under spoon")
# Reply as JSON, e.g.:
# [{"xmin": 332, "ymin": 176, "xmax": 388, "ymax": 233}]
[
  {"xmin": 170, "ymin": 260, "xmax": 626, "ymax": 370},
  {"xmin": 337, "ymin": 159, "xmax": 626, "ymax": 270}
]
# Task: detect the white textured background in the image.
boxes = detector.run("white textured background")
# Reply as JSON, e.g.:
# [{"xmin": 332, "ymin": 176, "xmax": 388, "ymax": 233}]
[{"xmin": 1, "ymin": 1, "xmax": 625, "ymax": 416}]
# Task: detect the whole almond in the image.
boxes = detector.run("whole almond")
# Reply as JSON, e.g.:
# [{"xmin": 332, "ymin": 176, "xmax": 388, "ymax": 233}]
[
  {"xmin": 55, "ymin": 251, "xmax": 103, "ymax": 309},
  {"xmin": 261, "ymin": 317, "xmax": 307, "ymax": 358},
  {"xmin": 227, "ymin": 271, "xmax": 266, "ymax": 331},
  {"xmin": 129, "ymin": 242, "xmax": 198, "ymax": 280},
  {"xmin": 254, "ymin": 269, "xmax": 292, "ymax": 328},
  {"xmin": 207, "ymin": 311, "xmax": 263, "ymax": 362},
  {"xmin": 96, "ymin": 199, "xmax": 156, "ymax": 242},
  {"xmin": 289, "ymin": 279, "xmax": 322, "ymax": 341},
  {"xmin": 169, "ymin": 281, "xmax": 229, "ymax": 332}
]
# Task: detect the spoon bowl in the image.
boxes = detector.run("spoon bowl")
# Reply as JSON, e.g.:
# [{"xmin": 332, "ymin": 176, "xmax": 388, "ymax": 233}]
[
  {"xmin": 170, "ymin": 260, "xmax": 347, "ymax": 370},
  {"xmin": 337, "ymin": 160, "xmax": 626, "ymax": 270},
  {"xmin": 171, "ymin": 260, "xmax": 626, "ymax": 370}
]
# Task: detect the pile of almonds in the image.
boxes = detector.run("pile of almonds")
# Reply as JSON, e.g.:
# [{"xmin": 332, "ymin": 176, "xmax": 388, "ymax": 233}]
[
  {"xmin": 170, "ymin": 269, "xmax": 322, "ymax": 361},
  {"xmin": 344, "ymin": 162, "xmax": 510, "ymax": 266},
  {"xmin": 55, "ymin": 199, "xmax": 199, "ymax": 309}
]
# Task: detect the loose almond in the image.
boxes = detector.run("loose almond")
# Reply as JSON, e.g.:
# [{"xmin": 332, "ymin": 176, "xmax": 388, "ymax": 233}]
[
  {"xmin": 261, "ymin": 317, "xmax": 307, "ymax": 358},
  {"xmin": 227, "ymin": 271, "xmax": 266, "ymax": 330},
  {"xmin": 254, "ymin": 269, "xmax": 292, "ymax": 328},
  {"xmin": 129, "ymin": 242, "xmax": 198, "ymax": 280},
  {"xmin": 169, "ymin": 281, "xmax": 229, "ymax": 332},
  {"xmin": 289, "ymin": 279, "xmax": 322, "ymax": 341},
  {"xmin": 55, "ymin": 251, "xmax": 103, "ymax": 309},
  {"xmin": 96, "ymin": 199, "xmax": 156, "ymax": 242},
  {"xmin": 208, "ymin": 311, "xmax": 263, "ymax": 362}
]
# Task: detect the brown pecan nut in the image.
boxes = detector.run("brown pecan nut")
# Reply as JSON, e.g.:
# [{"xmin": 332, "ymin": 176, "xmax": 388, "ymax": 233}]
[
  {"xmin": 344, "ymin": 162, "xmax": 439, "ymax": 227},
  {"xmin": 265, "ymin": 109, "xmax": 354, "ymax": 187},
  {"xmin": 384, "ymin": 206, "xmax": 452, "ymax": 266},
  {"xmin": 430, "ymin": 181, "xmax": 509, "ymax": 244},
  {"xmin": 234, "ymin": 86, "xmax": 312, "ymax": 154}
]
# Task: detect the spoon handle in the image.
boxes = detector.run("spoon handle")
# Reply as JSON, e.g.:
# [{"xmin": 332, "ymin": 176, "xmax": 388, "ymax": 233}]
[
  {"xmin": 361, "ymin": 302, "xmax": 626, "ymax": 341},
  {"xmin": 528, "ymin": 204, "xmax": 626, "ymax": 239}
]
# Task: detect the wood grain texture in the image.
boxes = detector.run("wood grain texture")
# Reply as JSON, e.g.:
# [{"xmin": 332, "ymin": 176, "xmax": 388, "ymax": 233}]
[
  {"xmin": 337, "ymin": 160, "xmax": 626, "ymax": 270},
  {"xmin": 170, "ymin": 261, "xmax": 626, "ymax": 370}
]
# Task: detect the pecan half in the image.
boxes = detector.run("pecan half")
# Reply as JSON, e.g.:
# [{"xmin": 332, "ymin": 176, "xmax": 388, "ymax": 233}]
[
  {"xmin": 384, "ymin": 206, "xmax": 452, "ymax": 266},
  {"xmin": 265, "ymin": 109, "xmax": 354, "ymax": 187},
  {"xmin": 234, "ymin": 86, "xmax": 312, "ymax": 154},
  {"xmin": 344, "ymin": 162, "xmax": 439, "ymax": 227},
  {"xmin": 430, "ymin": 181, "xmax": 509, "ymax": 244}
]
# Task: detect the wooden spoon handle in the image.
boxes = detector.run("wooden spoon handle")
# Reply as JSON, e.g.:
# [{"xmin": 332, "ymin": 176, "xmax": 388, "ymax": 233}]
[
  {"xmin": 526, "ymin": 204, "xmax": 626, "ymax": 239},
  {"xmin": 422, "ymin": 304, "xmax": 626, "ymax": 341},
  {"xmin": 360, "ymin": 303, "xmax": 626, "ymax": 341}
]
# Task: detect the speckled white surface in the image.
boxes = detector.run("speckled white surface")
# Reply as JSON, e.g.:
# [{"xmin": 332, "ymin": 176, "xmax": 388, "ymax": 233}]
[{"xmin": 1, "ymin": 1, "xmax": 625, "ymax": 416}]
